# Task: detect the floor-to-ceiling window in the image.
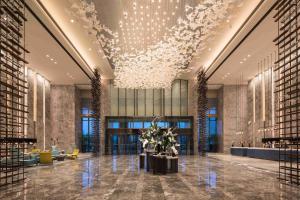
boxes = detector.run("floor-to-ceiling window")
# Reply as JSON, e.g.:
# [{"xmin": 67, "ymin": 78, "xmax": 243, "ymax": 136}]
[
  {"xmin": 109, "ymin": 79, "xmax": 189, "ymax": 116},
  {"xmin": 206, "ymin": 107, "xmax": 218, "ymax": 152},
  {"xmin": 81, "ymin": 99, "xmax": 95, "ymax": 153},
  {"xmin": 105, "ymin": 116, "xmax": 194, "ymax": 155},
  {"xmin": 106, "ymin": 79, "xmax": 193, "ymax": 155}
]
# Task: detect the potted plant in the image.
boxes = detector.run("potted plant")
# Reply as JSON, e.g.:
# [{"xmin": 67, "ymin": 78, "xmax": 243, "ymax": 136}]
[{"xmin": 139, "ymin": 119, "xmax": 180, "ymax": 156}]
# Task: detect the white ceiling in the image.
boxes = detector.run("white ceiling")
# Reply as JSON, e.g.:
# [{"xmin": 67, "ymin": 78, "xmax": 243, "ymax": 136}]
[
  {"xmin": 26, "ymin": 0, "xmax": 264, "ymax": 84},
  {"xmin": 188, "ymin": 0, "xmax": 262, "ymax": 74},
  {"xmin": 25, "ymin": 4, "xmax": 91, "ymax": 84},
  {"xmin": 207, "ymin": 0, "xmax": 277, "ymax": 85},
  {"xmin": 25, "ymin": 0, "xmax": 277, "ymax": 87},
  {"xmin": 33, "ymin": 0, "xmax": 113, "ymax": 79}
]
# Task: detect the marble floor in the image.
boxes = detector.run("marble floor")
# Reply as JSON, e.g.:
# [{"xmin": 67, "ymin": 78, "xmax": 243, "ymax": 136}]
[{"xmin": 0, "ymin": 154, "xmax": 300, "ymax": 200}]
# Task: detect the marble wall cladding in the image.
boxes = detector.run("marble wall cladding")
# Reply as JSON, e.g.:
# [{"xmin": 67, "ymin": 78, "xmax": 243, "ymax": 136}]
[
  {"xmin": 75, "ymin": 87, "xmax": 81, "ymax": 151},
  {"xmin": 26, "ymin": 69, "xmax": 51, "ymax": 150},
  {"xmin": 44, "ymin": 80, "xmax": 51, "ymax": 149},
  {"xmin": 222, "ymin": 85, "xmax": 248, "ymax": 153},
  {"xmin": 26, "ymin": 69, "xmax": 35, "ymax": 138},
  {"xmin": 50, "ymin": 85, "xmax": 78, "ymax": 152},
  {"xmin": 247, "ymin": 69, "xmax": 275, "ymax": 147},
  {"xmin": 101, "ymin": 79, "xmax": 111, "ymax": 154},
  {"xmin": 217, "ymin": 68, "xmax": 276, "ymax": 152},
  {"xmin": 36, "ymin": 76, "xmax": 44, "ymax": 150},
  {"xmin": 217, "ymin": 88, "xmax": 224, "ymax": 153}
]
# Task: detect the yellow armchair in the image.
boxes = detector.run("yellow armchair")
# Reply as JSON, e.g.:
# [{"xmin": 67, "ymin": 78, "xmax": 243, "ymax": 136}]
[
  {"xmin": 40, "ymin": 152, "xmax": 53, "ymax": 164},
  {"xmin": 66, "ymin": 149, "xmax": 79, "ymax": 159},
  {"xmin": 31, "ymin": 148, "xmax": 41, "ymax": 153}
]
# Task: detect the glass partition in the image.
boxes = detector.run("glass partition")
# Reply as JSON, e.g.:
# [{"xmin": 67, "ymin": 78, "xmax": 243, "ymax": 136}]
[
  {"xmin": 206, "ymin": 102, "xmax": 218, "ymax": 152},
  {"xmin": 105, "ymin": 116, "xmax": 194, "ymax": 155},
  {"xmin": 109, "ymin": 79, "xmax": 189, "ymax": 116}
]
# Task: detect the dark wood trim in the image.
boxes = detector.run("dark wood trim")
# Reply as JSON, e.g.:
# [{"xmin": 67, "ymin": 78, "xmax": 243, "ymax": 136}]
[
  {"xmin": 24, "ymin": 2, "xmax": 92, "ymax": 80},
  {"xmin": 206, "ymin": 0, "xmax": 277, "ymax": 80}
]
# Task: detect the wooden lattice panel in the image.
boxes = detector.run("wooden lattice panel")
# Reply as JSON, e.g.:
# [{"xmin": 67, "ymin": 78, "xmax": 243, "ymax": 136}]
[
  {"xmin": 0, "ymin": 0, "xmax": 28, "ymax": 187},
  {"xmin": 274, "ymin": 0, "xmax": 300, "ymax": 185}
]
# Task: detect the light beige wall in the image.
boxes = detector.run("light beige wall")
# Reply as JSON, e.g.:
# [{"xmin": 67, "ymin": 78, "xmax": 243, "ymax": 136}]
[
  {"xmin": 26, "ymin": 68, "xmax": 51, "ymax": 150},
  {"xmin": 50, "ymin": 85, "xmax": 80, "ymax": 152}
]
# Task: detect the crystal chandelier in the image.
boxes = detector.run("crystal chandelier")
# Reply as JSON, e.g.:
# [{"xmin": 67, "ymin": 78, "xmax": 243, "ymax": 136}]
[{"xmin": 70, "ymin": 0, "xmax": 241, "ymax": 89}]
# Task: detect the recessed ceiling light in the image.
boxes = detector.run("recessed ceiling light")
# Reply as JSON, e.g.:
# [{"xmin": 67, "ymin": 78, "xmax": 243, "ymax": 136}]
[
  {"xmin": 247, "ymin": 54, "xmax": 251, "ymax": 57},
  {"xmin": 54, "ymin": 62, "xmax": 57, "ymax": 64},
  {"xmin": 50, "ymin": 58, "xmax": 54, "ymax": 61},
  {"xmin": 226, "ymin": 19, "xmax": 230, "ymax": 23},
  {"xmin": 240, "ymin": 61, "xmax": 243, "ymax": 64},
  {"xmin": 46, "ymin": 54, "xmax": 50, "ymax": 58},
  {"xmin": 70, "ymin": 19, "xmax": 74, "ymax": 23}
]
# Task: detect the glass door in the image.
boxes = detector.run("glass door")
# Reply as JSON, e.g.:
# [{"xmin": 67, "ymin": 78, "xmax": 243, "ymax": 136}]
[
  {"xmin": 81, "ymin": 117, "xmax": 95, "ymax": 153},
  {"xmin": 111, "ymin": 135, "xmax": 118, "ymax": 155},
  {"xmin": 179, "ymin": 135, "xmax": 188, "ymax": 155},
  {"xmin": 206, "ymin": 107, "xmax": 218, "ymax": 152}
]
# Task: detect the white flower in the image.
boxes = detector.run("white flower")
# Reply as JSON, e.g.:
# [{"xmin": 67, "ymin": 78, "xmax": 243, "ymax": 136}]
[
  {"xmin": 171, "ymin": 146, "xmax": 178, "ymax": 155},
  {"xmin": 143, "ymin": 140, "xmax": 148, "ymax": 148}
]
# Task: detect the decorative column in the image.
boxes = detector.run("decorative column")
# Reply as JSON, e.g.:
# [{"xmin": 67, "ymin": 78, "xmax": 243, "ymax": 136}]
[
  {"xmin": 197, "ymin": 70, "xmax": 208, "ymax": 155},
  {"xmin": 91, "ymin": 69, "xmax": 101, "ymax": 156}
]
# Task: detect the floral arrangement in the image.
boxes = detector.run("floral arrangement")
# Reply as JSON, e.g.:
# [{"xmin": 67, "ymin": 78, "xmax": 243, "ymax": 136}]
[{"xmin": 139, "ymin": 119, "xmax": 180, "ymax": 156}]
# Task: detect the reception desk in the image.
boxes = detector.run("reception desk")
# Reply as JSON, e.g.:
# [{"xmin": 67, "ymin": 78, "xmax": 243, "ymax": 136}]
[
  {"xmin": 231, "ymin": 147, "xmax": 298, "ymax": 161},
  {"xmin": 230, "ymin": 147, "xmax": 248, "ymax": 157}
]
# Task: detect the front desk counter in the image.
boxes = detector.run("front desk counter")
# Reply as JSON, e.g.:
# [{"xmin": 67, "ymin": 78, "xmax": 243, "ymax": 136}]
[{"xmin": 231, "ymin": 147, "xmax": 298, "ymax": 161}]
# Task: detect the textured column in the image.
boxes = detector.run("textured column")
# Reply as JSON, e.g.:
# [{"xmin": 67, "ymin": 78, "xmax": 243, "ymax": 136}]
[{"xmin": 50, "ymin": 85, "xmax": 77, "ymax": 152}]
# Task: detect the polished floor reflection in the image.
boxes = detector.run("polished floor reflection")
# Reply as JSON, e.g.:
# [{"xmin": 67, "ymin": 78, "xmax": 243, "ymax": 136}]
[{"xmin": 0, "ymin": 154, "xmax": 299, "ymax": 200}]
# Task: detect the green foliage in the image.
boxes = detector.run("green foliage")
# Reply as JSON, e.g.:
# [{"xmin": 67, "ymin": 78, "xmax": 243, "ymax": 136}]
[{"xmin": 139, "ymin": 118, "xmax": 179, "ymax": 155}]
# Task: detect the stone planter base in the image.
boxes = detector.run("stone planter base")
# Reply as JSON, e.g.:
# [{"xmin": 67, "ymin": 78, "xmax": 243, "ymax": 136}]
[
  {"xmin": 139, "ymin": 153, "xmax": 145, "ymax": 168},
  {"xmin": 140, "ymin": 153, "xmax": 178, "ymax": 174}
]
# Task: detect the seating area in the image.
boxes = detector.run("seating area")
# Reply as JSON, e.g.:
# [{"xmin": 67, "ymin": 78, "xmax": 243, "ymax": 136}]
[{"xmin": 0, "ymin": 146, "xmax": 70, "ymax": 167}]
